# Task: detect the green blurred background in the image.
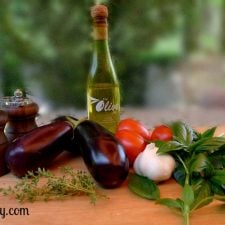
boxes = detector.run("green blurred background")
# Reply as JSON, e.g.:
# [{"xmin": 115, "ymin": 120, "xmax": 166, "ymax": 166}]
[{"xmin": 0, "ymin": 0, "xmax": 225, "ymax": 113}]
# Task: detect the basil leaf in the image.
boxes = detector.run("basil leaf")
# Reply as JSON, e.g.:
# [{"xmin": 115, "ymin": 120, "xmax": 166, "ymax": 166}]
[
  {"xmin": 189, "ymin": 153, "xmax": 214, "ymax": 176},
  {"xmin": 201, "ymin": 127, "xmax": 217, "ymax": 138},
  {"xmin": 209, "ymin": 155, "xmax": 225, "ymax": 169},
  {"xmin": 170, "ymin": 121, "xmax": 195, "ymax": 146},
  {"xmin": 210, "ymin": 169, "xmax": 225, "ymax": 186},
  {"xmin": 211, "ymin": 182, "xmax": 225, "ymax": 195},
  {"xmin": 157, "ymin": 198, "xmax": 183, "ymax": 210},
  {"xmin": 156, "ymin": 140, "xmax": 184, "ymax": 154},
  {"xmin": 193, "ymin": 137, "xmax": 225, "ymax": 153},
  {"xmin": 191, "ymin": 196, "xmax": 213, "ymax": 212},
  {"xmin": 215, "ymin": 195, "xmax": 225, "ymax": 202},
  {"xmin": 191, "ymin": 179, "xmax": 213, "ymax": 210},
  {"xmin": 173, "ymin": 164, "xmax": 186, "ymax": 186},
  {"xmin": 128, "ymin": 173, "xmax": 160, "ymax": 200},
  {"xmin": 182, "ymin": 184, "xmax": 194, "ymax": 206},
  {"xmin": 209, "ymin": 145, "xmax": 225, "ymax": 169}
]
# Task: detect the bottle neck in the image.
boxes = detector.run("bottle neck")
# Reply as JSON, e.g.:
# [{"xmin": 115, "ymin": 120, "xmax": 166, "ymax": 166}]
[
  {"xmin": 89, "ymin": 17, "xmax": 117, "ymax": 84},
  {"xmin": 92, "ymin": 15, "xmax": 108, "ymax": 39},
  {"xmin": 93, "ymin": 38, "xmax": 110, "ymax": 58},
  {"xmin": 93, "ymin": 24, "xmax": 108, "ymax": 41},
  {"xmin": 92, "ymin": 24, "xmax": 112, "ymax": 69}
]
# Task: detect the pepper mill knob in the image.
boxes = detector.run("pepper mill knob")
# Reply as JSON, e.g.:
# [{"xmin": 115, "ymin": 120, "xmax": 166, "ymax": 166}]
[{"xmin": 14, "ymin": 89, "xmax": 23, "ymax": 98}]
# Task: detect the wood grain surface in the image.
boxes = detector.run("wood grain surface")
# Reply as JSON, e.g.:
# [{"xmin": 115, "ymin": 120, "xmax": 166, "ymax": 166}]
[{"xmin": 0, "ymin": 126, "xmax": 225, "ymax": 225}]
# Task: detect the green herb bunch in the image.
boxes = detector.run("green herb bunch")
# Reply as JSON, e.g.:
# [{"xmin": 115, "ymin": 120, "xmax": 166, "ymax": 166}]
[
  {"xmin": 128, "ymin": 121, "xmax": 225, "ymax": 225},
  {"xmin": 0, "ymin": 166, "xmax": 103, "ymax": 204}
]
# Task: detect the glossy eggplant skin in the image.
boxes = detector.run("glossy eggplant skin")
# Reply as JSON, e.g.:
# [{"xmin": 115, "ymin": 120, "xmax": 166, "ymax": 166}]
[
  {"xmin": 5, "ymin": 121, "xmax": 73, "ymax": 177},
  {"xmin": 74, "ymin": 120, "xmax": 129, "ymax": 189}
]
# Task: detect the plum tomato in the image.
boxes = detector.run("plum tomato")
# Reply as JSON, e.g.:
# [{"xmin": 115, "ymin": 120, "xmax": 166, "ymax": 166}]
[
  {"xmin": 150, "ymin": 125, "xmax": 173, "ymax": 142},
  {"xmin": 116, "ymin": 118, "xmax": 150, "ymax": 140},
  {"xmin": 115, "ymin": 130, "xmax": 146, "ymax": 165}
]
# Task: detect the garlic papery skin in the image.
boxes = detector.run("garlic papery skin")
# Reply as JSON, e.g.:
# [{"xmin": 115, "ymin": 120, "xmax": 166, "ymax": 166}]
[{"xmin": 133, "ymin": 143, "xmax": 176, "ymax": 182}]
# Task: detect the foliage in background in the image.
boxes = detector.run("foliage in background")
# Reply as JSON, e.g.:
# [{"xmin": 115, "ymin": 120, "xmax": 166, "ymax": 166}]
[
  {"xmin": 222, "ymin": 0, "xmax": 225, "ymax": 52},
  {"xmin": 0, "ymin": 0, "xmax": 224, "ymax": 108}
]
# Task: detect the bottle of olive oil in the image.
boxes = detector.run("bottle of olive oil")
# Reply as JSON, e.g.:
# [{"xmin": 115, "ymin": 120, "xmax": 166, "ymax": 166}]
[{"xmin": 87, "ymin": 4, "xmax": 120, "ymax": 133}]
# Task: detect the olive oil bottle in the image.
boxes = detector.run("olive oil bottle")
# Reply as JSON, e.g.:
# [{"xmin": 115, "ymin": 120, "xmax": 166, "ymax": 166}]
[{"xmin": 87, "ymin": 4, "xmax": 120, "ymax": 133}]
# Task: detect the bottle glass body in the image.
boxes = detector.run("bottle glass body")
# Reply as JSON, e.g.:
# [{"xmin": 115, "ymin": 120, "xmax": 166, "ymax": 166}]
[{"xmin": 87, "ymin": 29, "xmax": 120, "ymax": 133}]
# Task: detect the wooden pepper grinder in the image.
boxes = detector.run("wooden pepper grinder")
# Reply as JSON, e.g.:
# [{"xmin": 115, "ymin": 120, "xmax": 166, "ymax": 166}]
[
  {"xmin": 0, "ymin": 110, "xmax": 9, "ymax": 176},
  {"xmin": 1, "ymin": 89, "xmax": 39, "ymax": 141}
]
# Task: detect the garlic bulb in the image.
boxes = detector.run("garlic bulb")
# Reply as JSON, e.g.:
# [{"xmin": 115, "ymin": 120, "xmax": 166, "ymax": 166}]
[{"xmin": 133, "ymin": 143, "xmax": 176, "ymax": 182}]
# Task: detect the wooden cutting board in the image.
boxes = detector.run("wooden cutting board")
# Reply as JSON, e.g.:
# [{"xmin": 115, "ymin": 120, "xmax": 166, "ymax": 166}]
[{"xmin": 0, "ymin": 126, "xmax": 225, "ymax": 225}]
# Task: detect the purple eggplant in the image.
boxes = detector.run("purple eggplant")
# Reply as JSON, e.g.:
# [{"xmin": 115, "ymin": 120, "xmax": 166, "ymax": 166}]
[
  {"xmin": 5, "ymin": 120, "xmax": 74, "ymax": 177},
  {"xmin": 6, "ymin": 115, "xmax": 129, "ymax": 189},
  {"xmin": 73, "ymin": 120, "xmax": 129, "ymax": 189}
]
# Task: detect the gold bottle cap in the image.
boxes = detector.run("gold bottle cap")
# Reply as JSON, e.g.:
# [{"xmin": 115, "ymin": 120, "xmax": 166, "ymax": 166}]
[{"xmin": 91, "ymin": 4, "xmax": 108, "ymax": 18}]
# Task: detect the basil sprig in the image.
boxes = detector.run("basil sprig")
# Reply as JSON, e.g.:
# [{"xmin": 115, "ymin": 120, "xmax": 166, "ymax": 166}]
[{"xmin": 128, "ymin": 121, "xmax": 225, "ymax": 225}]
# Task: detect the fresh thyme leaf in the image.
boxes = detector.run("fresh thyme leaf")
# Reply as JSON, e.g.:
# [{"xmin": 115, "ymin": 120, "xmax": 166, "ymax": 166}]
[{"xmin": 0, "ymin": 166, "xmax": 104, "ymax": 204}]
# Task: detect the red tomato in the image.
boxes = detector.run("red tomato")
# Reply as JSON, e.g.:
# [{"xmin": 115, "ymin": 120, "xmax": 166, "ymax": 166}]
[
  {"xmin": 116, "ymin": 118, "xmax": 150, "ymax": 140},
  {"xmin": 148, "ymin": 129, "xmax": 153, "ymax": 141},
  {"xmin": 115, "ymin": 130, "xmax": 146, "ymax": 165},
  {"xmin": 150, "ymin": 125, "xmax": 173, "ymax": 141}
]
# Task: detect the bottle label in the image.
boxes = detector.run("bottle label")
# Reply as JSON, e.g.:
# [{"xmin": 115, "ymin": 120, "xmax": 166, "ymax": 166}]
[{"xmin": 90, "ymin": 96, "xmax": 119, "ymax": 112}]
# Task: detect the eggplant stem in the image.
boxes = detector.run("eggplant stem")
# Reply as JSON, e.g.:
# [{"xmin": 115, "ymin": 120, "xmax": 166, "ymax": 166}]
[{"xmin": 53, "ymin": 116, "xmax": 86, "ymax": 130}]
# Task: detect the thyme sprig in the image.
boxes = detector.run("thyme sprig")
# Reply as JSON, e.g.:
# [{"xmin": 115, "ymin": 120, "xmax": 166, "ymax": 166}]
[{"xmin": 0, "ymin": 166, "xmax": 104, "ymax": 204}]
